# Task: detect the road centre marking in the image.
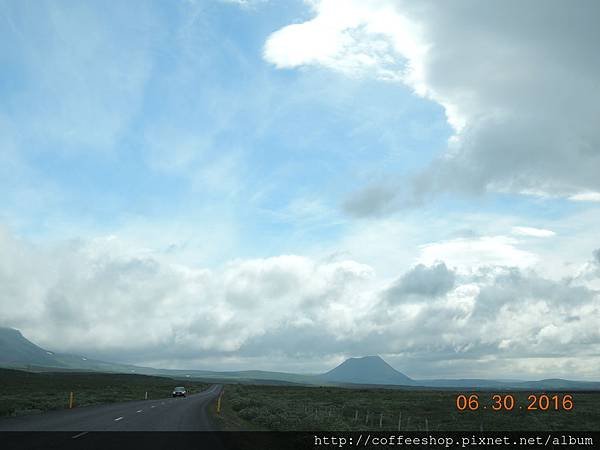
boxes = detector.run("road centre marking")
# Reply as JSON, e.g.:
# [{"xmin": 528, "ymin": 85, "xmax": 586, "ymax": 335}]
[
  {"xmin": 71, "ymin": 432, "xmax": 88, "ymax": 439},
  {"xmin": 136, "ymin": 409, "xmax": 143, "ymax": 413},
  {"xmin": 114, "ymin": 416, "xmax": 124, "ymax": 421}
]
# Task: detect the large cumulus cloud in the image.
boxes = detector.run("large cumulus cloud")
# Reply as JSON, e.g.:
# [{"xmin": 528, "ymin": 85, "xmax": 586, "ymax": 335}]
[
  {"xmin": 0, "ymin": 227, "xmax": 375, "ymax": 368},
  {"xmin": 1, "ymin": 227, "xmax": 599, "ymax": 378},
  {"xmin": 265, "ymin": 0, "xmax": 600, "ymax": 215}
]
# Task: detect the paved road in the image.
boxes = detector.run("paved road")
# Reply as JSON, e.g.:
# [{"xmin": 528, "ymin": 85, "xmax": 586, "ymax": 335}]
[{"xmin": 0, "ymin": 384, "xmax": 222, "ymax": 432}]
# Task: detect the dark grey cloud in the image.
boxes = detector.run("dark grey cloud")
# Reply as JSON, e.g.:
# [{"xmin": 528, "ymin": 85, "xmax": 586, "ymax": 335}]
[
  {"xmin": 385, "ymin": 262, "xmax": 455, "ymax": 302},
  {"xmin": 593, "ymin": 249, "xmax": 600, "ymax": 265},
  {"xmin": 472, "ymin": 267, "xmax": 596, "ymax": 319},
  {"xmin": 325, "ymin": 0, "xmax": 600, "ymax": 216},
  {"xmin": 408, "ymin": 0, "xmax": 600, "ymax": 199}
]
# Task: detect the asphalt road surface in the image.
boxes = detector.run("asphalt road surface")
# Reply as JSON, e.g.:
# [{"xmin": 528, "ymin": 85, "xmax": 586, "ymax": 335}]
[{"xmin": 0, "ymin": 384, "xmax": 222, "ymax": 432}]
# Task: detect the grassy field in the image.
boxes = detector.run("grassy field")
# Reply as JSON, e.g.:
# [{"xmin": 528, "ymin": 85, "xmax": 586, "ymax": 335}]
[
  {"xmin": 213, "ymin": 384, "xmax": 600, "ymax": 431},
  {"xmin": 0, "ymin": 368, "xmax": 209, "ymax": 417}
]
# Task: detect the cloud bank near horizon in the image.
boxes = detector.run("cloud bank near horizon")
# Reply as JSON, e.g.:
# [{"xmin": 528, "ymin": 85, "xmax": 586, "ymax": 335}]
[{"xmin": 2, "ymin": 227, "xmax": 599, "ymax": 379}]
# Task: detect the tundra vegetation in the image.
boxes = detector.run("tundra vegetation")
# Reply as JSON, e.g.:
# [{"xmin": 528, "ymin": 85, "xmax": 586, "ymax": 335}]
[{"xmin": 215, "ymin": 384, "xmax": 600, "ymax": 431}]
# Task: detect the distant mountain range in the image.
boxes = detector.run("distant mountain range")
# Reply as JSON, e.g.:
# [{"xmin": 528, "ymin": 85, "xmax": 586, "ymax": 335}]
[
  {"xmin": 0, "ymin": 327, "xmax": 144, "ymax": 373},
  {"xmin": 2, "ymin": 327, "xmax": 599, "ymax": 390}
]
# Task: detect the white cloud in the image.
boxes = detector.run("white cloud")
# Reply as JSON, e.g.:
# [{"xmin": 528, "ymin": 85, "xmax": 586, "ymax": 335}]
[
  {"xmin": 511, "ymin": 226, "xmax": 556, "ymax": 238},
  {"xmin": 330, "ymin": 209, "xmax": 597, "ymax": 282},
  {"xmin": 264, "ymin": 0, "xmax": 425, "ymax": 84},
  {"xmin": 267, "ymin": 0, "xmax": 600, "ymax": 208},
  {"xmin": 418, "ymin": 236, "xmax": 538, "ymax": 272},
  {"xmin": 219, "ymin": 0, "xmax": 268, "ymax": 7},
  {"xmin": 0, "ymin": 227, "xmax": 377, "ymax": 367},
  {"xmin": 2, "ymin": 226, "xmax": 599, "ymax": 378},
  {"xmin": 569, "ymin": 192, "xmax": 600, "ymax": 203}
]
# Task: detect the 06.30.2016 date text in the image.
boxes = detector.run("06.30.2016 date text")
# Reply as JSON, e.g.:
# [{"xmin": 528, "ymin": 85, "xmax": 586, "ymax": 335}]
[{"xmin": 455, "ymin": 393, "xmax": 574, "ymax": 411}]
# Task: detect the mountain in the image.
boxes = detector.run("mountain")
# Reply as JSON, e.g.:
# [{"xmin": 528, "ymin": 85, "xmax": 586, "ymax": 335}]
[
  {"xmin": 0, "ymin": 327, "xmax": 314, "ymax": 381},
  {"xmin": 0, "ymin": 327, "xmax": 58, "ymax": 367},
  {"xmin": 319, "ymin": 355, "xmax": 413, "ymax": 385},
  {"xmin": 2, "ymin": 328, "xmax": 599, "ymax": 390},
  {"xmin": 0, "ymin": 327, "xmax": 144, "ymax": 373}
]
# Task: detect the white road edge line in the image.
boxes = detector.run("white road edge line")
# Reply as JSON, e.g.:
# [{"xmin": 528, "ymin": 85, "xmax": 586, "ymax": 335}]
[
  {"xmin": 114, "ymin": 416, "xmax": 124, "ymax": 422},
  {"xmin": 71, "ymin": 432, "xmax": 88, "ymax": 439}
]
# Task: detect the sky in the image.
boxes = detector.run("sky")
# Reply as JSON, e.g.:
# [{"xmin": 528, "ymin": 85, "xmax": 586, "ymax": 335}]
[{"xmin": 1, "ymin": 0, "xmax": 599, "ymax": 380}]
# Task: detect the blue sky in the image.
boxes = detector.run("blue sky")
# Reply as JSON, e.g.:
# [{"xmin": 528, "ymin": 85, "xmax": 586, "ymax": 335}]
[
  {"xmin": 1, "ymin": 0, "xmax": 600, "ymax": 378},
  {"xmin": 1, "ymin": 0, "xmax": 447, "ymax": 246}
]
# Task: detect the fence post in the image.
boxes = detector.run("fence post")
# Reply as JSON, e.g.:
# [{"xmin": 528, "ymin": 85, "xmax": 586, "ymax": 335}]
[
  {"xmin": 397, "ymin": 412, "xmax": 402, "ymax": 431},
  {"xmin": 425, "ymin": 418, "xmax": 428, "ymax": 432},
  {"xmin": 354, "ymin": 410, "xmax": 358, "ymax": 422},
  {"xmin": 365, "ymin": 411, "xmax": 369, "ymax": 425},
  {"xmin": 145, "ymin": 391, "xmax": 148, "ymax": 400},
  {"xmin": 69, "ymin": 392, "xmax": 74, "ymax": 409},
  {"xmin": 379, "ymin": 413, "xmax": 383, "ymax": 428}
]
